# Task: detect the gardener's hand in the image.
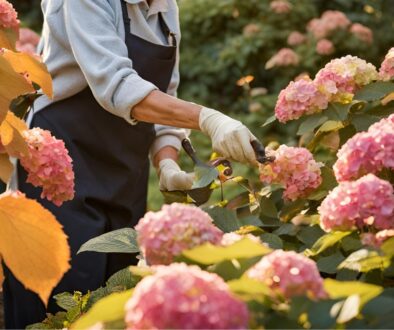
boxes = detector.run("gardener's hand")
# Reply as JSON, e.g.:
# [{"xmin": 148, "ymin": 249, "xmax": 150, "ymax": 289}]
[
  {"xmin": 159, "ymin": 159, "xmax": 195, "ymax": 191},
  {"xmin": 199, "ymin": 107, "xmax": 257, "ymax": 165}
]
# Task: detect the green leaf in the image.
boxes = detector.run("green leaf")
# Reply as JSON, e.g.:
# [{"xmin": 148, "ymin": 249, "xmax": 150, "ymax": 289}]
[
  {"xmin": 354, "ymin": 81, "xmax": 394, "ymax": 101},
  {"xmin": 317, "ymin": 252, "xmax": 345, "ymax": 274},
  {"xmin": 273, "ymin": 223, "xmax": 298, "ymax": 236},
  {"xmin": 78, "ymin": 228, "xmax": 139, "ymax": 254},
  {"xmin": 297, "ymin": 114, "xmax": 328, "ymax": 135},
  {"xmin": 161, "ymin": 190, "xmax": 189, "ymax": 204},
  {"xmin": 316, "ymin": 120, "xmax": 344, "ymax": 134},
  {"xmin": 260, "ymin": 233, "xmax": 283, "ymax": 249},
  {"xmin": 192, "ymin": 165, "xmax": 218, "ymax": 189},
  {"xmin": 326, "ymin": 103, "xmax": 351, "ymax": 121},
  {"xmin": 182, "ymin": 238, "xmax": 271, "ymax": 265},
  {"xmin": 259, "ymin": 197, "xmax": 278, "ymax": 218},
  {"xmin": 206, "ymin": 207, "xmax": 243, "ymax": 233},
  {"xmin": 262, "ymin": 114, "xmax": 276, "ymax": 127},
  {"xmin": 71, "ymin": 289, "xmax": 133, "ymax": 329},
  {"xmin": 106, "ymin": 267, "xmax": 140, "ymax": 290},
  {"xmin": 338, "ymin": 249, "xmax": 390, "ymax": 273},
  {"xmin": 305, "ymin": 231, "xmax": 352, "ymax": 256},
  {"xmin": 297, "ymin": 225, "xmax": 325, "ymax": 247},
  {"xmin": 227, "ymin": 277, "xmax": 270, "ymax": 300},
  {"xmin": 324, "ymin": 278, "xmax": 383, "ymax": 307},
  {"xmin": 279, "ymin": 199, "xmax": 307, "ymax": 222},
  {"xmin": 54, "ymin": 292, "xmax": 78, "ymax": 312},
  {"xmin": 350, "ymin": 114, "xmax": 380, "ymax": 131}
]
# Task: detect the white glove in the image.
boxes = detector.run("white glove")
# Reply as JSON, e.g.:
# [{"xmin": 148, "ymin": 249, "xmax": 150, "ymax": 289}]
[
  {"xmin": 159, "ymin": 159, "xmax": 195, "ymax": 191},
  {"xmin": 199, "ymin": 107, "xmax": 257, "ymax": 164}
]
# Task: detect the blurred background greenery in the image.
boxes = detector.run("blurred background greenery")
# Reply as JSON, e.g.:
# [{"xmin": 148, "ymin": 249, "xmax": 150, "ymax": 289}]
[{"xmin": 12, "ymin": 0, "xmax": 394, "ymax": 209}]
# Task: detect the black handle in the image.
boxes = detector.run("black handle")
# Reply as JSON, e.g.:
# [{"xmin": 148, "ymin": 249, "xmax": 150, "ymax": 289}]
[
  {"xmin": 182, "ymin": 139, "xmax": 202, "ymax": 165},
  {"xmin": 251, "ymin": 140, "xmax": 275, "ymax": 164}
]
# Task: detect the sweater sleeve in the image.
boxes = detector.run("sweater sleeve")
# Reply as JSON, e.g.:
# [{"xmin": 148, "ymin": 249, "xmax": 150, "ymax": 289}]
[{"xmin": 63, "ymin": 0, "xmax": 157, "ymax": 125}]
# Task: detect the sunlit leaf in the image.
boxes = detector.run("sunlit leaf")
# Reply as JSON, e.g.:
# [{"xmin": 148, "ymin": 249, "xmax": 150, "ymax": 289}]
[
  {"xmin": 381, "ymin": 92, "xmax": 394, "ymax": 105},
  {"xmin": 3, "ymin": 50, "xmax": 53, "ymax": 98},
  {"xmin": 182, "ymin": 238, "xmax": 271, "ymax": 265},
  {"xmin": 0, "ymin": 28, "xmax": 17, "ymax": 50},
  {"xmin": 0, "ymin": 153, "xmax": 13, "ymax": 183},
  {"xmin": 316, "ymin": 120, "xmax": 344, "ymax": 134},
  {"xmin": 381, "ymin": 237, "xmax": 394, "ymax": 256},
  {"xmin": 227, "ymin": 277, "xmax": 270, "ymax": 299},
  {"xmin": 305, "ymin": 231, "xmax": 352, "ymax": 256},
  {"xmin": 0, "ymin": 194, "xmax": 70, "ymax": 305},
  {"xmin": 0, "ymin": 111, "xmax": 28, "ymax": 157},
  {"xmin": 332, "ymin": 294, "xmax": 360, "ymax": 324},
  {"xmin": 338, "ymin": 249, "xmax": 390, "ymax": 273}
]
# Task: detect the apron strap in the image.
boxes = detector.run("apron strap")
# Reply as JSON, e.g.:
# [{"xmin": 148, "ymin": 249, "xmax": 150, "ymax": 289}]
[{"xmin": 120, "ymin": 0, "xmax": 176, "ymax": 47}]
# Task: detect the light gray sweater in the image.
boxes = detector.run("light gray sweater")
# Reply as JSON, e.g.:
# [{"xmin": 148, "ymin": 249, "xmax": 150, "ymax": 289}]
[{"xmin": 34, "ymin": 0, "xmax": 188, "ymax": 156}]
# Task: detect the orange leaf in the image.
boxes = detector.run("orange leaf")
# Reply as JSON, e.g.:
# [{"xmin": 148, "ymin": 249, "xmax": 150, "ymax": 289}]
[
  {"xmin": 0, "ymin": 111, "xmax": 28, "ymax": 157},
  {"xmin": 0, "ymin": 256, "xmax": 4, "ymax": 287},
  {"xmin": 0, "ymin": 193, "xmax": 70, "ymax": 305},
  {"xmin": 0, "ymin": 154, "xmax": 14, "ymax": 183},
  {"xmin": 2, "ymin": 50, "xmax": 53, "ymax": 98},
  {"xmin": 0, "ymin": 56, "xmax": 34, "ymax": 124},
  {"xmin": 381, "ymin": 92, "xmax": 394, "ymax": 106},
  {"xmin": 0, "ymin": 28, "xmax": 17, "ymax": 50}
]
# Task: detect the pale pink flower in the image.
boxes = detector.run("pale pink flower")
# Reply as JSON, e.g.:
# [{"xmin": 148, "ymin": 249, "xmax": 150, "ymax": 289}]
[
  {"xmin": 316, "ymin": 39, "xmax": 335, "ymax": 55},
  {"xmin": 136, "ymin": 203, "xmax": 223, "ymax": 265},
  {"xmin": 0, "ymin": 0, "xmax": 19, "ymax": 30},
  {"xmin": 243, "ymin": 23, "xmax": 261, "ymax": 37},
  {"xmin": 270, "ymin": 0, "xmax": 292, "ymax": 14},
  {"xmin": 287, "ymin": 31, "xmax": 307, "ymax": 46},
  {"xmin": 265, "ymin": 48, "xmax": 300, "ymax": 69},
  {"xmin": 334, "ymin": 115, "xmax": 394, "ymax": 181},
  {"xmin": 379, "ymin": 47, "xmax": 394, "ymax": 81},
  {"xmin": 361, "ymin": 230, "xmax": 394, "ymax": 248},
  {"xmin": 220, "ymin": 232, "xmax": 261, "ymax": 246},
  {"xmin": 319, "ymin": 174, "xmax": 394, "ymax": 232},
  {"xmin": 259, "ymin": 145, "xmax": 323, "ymax": 201},
  {"xmin": 16, "ymin": 28, "xmax": 40, "ymax": 55},
  {"xmin": 125, "ymin": 263, "xmax": 249, "ymax": 329},
  {"xmin": 350, "ymin": 23, "xmax": 373, "ymax": 44},
  {"xmin": 315, "ymin": 55, "xmax": 378, "ymax": 103},
  {"xmin": 247, "ymin": 250, "xmax": 326, "ymax": 300},
  {"xmin": 307, "ymin": 11, "xmax": 350, "ymax": 39},
  {"xmin": 20, "ymin": 128, "xmax": 75, "ymax": 206},
  {"xmin": 274, "ymin": 79, "xmax": 328, "ymax": 122}
]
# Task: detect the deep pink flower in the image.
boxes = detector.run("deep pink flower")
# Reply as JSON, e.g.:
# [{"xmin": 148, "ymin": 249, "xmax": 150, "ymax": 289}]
[
  {"xmin": 265, "ymin": 48, "xmax": 299, "ymax": 69},
  {"xmin": 136, "ymin": 203, "xmax": 223, "ymax": 265},
  {"xmin": 350, "ymin": 23, "xmax": 373, "ymax": 44},
  {"xmin": 319, "ymin": 174, "xmax": 394, "ymax": 232},
  {"xmin": 307, "ymin": 11, "xmax": 350, "ymax": 39},
  {"xmin": 275, "ymin": 79, "xmax": 328, "ymax": 122},
  {"xmin": 316, "ymin": 39, "xmax": 335, "ymax": 55},
  {"xmin": 247, "ymin": 250, "xmax": 327, "ymax": 300},
  {"xmin": 125, "ymin": 263, "xmax": 249, "ymax": 329},
  {"xmin": 287, "ymin": 31, "xmax": 307, "ymax": 46},
  {"xmin": 20, "ymin": 128, "xmax": 75, "ymax": 206},
  {"xmin": 270, "ymin": 0, "xmax": 292, "ymax": 14},
  {"xmin": 379, "ymin": 47, "xmax": 394, "ymax": 81},
  {"xmin": 259, "ymin": 145, "xmax": 323, "ymax": 201},
  {"xmin": 0, "ymin": 0, "xmax": 19, "ymax": 30}
]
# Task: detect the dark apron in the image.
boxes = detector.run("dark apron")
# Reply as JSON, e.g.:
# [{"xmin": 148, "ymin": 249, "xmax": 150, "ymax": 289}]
[{"xmin": 3, "ymin": 1, "xmax": 177, "ymax": 328}]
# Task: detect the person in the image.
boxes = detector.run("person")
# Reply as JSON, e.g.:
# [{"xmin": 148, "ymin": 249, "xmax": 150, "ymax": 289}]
[{"xmin": 3, "ymin": 0, "xmax": 260, "ymax": 328}]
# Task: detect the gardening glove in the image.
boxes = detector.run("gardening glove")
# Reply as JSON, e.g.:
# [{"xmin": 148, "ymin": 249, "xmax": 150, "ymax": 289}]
[
  {"xmin": 199, "ymin": 107, "xmax": 257, "ymax": 165},
  {"xmin": 159, "ymin": 159, "xmax": 195, "ymax": 191}
]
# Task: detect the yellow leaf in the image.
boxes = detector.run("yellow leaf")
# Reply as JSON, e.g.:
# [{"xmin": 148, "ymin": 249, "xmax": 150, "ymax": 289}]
[
  {"xmin": 0, "ymin": 194, "xmax": 70, "ymax": 305},
  {"xmin": 0, "ymin": 28, "xmax": 17, "ymax": 50},
  {"xmin": 0, "ymin": 57, "xmax": 34, "ymax": 124},
  {"xmin": 0, "ymin": 111, "xmax": 28, "ymax": 157},
  {"xmin": 3, "ymin": 50, "xmax": 53, "ymax": 98},
  {"xmin": 381, "ymin": 92, "xmax": 394, "ymax": 106},
  {"xmin": 0, "ymin": 154, "xmax": 14, "ymax": 183}
]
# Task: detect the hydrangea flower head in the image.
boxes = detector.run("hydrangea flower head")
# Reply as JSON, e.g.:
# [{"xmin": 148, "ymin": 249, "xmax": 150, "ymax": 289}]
[
  {"xmin": 125, "ymin": 263, "xmax": 249, "ymax": 329},
  {"xmin": 319, "ymin": 174, "xmax": 394, "ymax": 232},
  {"xmin": 350, "ymin": 23, "xmax": 373, "ymax": 44},
  {"xmin": 20, "ymin": 128, "xmax": 75, "ymax": 206},
  {"xmin": 270, "ymin": 0, "xmax": 292, "ymax": 14},
  {"xmin": 316, "ymin": 39, "xmax": 335, "ymax": 55},
  {"xmin": 361, "ymin": 230, "xmax": 394, "ymax": 248},
  {"xmin": 265, "ymin": 48, "xmax": 299, "ymax": 69},
  {"xmin": 247, "ymin": 250, "xmax": 326, "ymax": 300},
  {"xmin": 307, "ymin": 11, "xmax": 350, "ymax": 39},
  {"xmin": 136, "ymin": 203, "xmax": 223, "ymax": 265},
  {"xmin": 16, "ymin": 28, "xmax": 40, "ymax": 55},
  {"xmin": 274, "ymin": 79, "xmax": 328, "ymax": 122},
  {"xmin": 259, "ymin": 145, "xmax": 323, "ymax": 201},
  {"xmin": 287, "ymin": 31, "xmax": 307, "ymax": 46},
  {"xmin": 0, "ymin": 0, "xmax": 19, "ymax": 30},
  {"xmin": 379, "ymin": 47, "xmax": 394, "ymax": 81}
]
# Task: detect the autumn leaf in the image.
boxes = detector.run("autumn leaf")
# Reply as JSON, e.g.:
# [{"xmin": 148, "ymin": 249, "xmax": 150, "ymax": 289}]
[
  {"xmin": 0, "ymin": 193, "xmax": 70, "ymax": 305},
  {"xmin": 0, "ymin": 154, "xmax": 14, "ymax": 183},
  {"xmin": 0, "ymin": 28, "xmax": 18, "ymax": 50},
  {"xmin": 0, "ymin": 111, "xmax": 28, "ymax": 157},
  {"xmin": 2, "ymin": 50, "xmax": 53, "ymax": 98},
  {"xmin": 0, "ymin": 56, "xmax": 34, "ymax": 124}
]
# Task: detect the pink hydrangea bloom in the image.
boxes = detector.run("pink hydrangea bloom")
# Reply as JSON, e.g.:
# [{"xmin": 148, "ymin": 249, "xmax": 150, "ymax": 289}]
[
  {"xmin": 259, "ymin": 145, "xmax": 323, "ymax": 201},
  {"xmin": 315, "ymin": 55, "xmax": 378, "ymax": 103},
  {"xmin": 319, "ymin": 174, "xmax": 394, "ymax": 232},
  {"xmin": 0, "ymin": 0, "xmax": 19, "ymax": 30},
  {"xmin": 274, "ymin": 79, "xmax": 328, "ymax": 122},
  {"xmin": 19, "ymin": 128, "xmax": 75, "ymax": 206},
  {"xmin": 287, "ymin": 31, "xmax": 307, "ymax": 46},
  {"xmin": 379, "ymin": 47, "xmax": 394, "ymax": 81},
  {"xmin": 243, "ymin": 23, "xmax": 261, "ymax": 37},
  {"xmin": 16, "ymin": 28, "xmax": 40, "ymax": 55},
  {"xmin": 136, "ymin": 203, "xmax": 223, "ymax": 265},
  {"xmin": 220, "ymin": 232, "xmax": 261, "ymax": 246},
  {"xmin": 247, "ymin": 250, "xmax": 326, "ymax": 300},
  {"xmin": 270, "ymin": 0, "xmax": 292, "ymax": 14},
  {"xmin": 350, "ymin": 23, "xmax": 373, "ymax": 44},
  {"xmin": 125, "ymin": 263, "xmax": 249, "ymax": 329},
  {"xmin": 316, "ymin": 39, "xmax": 335, "ymax": 55},
  {"xmin": 361, "ymin": 230, "xmax": 394, "ymax": 248},
  {"xmin": 334, "ymin": 115, "xmax": 394, "ymax": 181},
  {"xmin": 265, "ymin": 48, "xmax": 300, "ymax": 69},
  {"xmin": 307, "ymin": 11, "xmax": 350, "ymax": 39}
]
